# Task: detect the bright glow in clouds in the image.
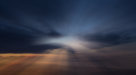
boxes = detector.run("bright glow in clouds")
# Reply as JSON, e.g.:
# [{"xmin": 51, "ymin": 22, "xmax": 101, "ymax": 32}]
[
  {"xmin": 48, "ymin": 36, "xmax": 85, "ymax": 49},
  {"xmin": 38, "ymin": 36, "xmax": 90, "ymax": 50}
]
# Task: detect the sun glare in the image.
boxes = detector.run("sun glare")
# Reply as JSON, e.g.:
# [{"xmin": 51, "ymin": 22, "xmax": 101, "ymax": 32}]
[{"xmin": 45, "ymin": 36, "xmax": 88, "ymax": 50}]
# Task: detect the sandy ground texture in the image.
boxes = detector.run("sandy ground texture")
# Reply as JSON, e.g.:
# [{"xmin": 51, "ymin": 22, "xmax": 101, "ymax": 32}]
[{"xmin": 0, "ymin": 49, "xmax": 136, "ymax": 75}]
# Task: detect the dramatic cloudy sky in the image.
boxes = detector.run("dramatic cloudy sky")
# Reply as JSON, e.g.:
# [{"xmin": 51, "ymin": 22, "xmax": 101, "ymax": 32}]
[{"xmin": 0, "ymin": 0, "xmax": 136, "ymax": 53}]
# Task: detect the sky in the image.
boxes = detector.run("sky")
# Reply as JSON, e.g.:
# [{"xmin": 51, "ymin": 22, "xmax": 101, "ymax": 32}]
[{"xmin": 0, "ymin": 0, "xmax": 136, "ymax": 53}]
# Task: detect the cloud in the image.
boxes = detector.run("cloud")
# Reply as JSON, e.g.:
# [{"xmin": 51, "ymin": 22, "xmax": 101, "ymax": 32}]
[
  {"xmin": 84, "ymin": 28, "xmax": 136, "ymax": 48},
  {"xmin": 0, "ymin": 0, "xmax": 136, "ymax": 53},
  {"xmin": 0, "ymin": 23, "xmax": 62, "ymax": 52}
]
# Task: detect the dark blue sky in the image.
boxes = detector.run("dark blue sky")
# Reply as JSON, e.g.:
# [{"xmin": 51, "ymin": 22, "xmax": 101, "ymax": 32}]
[{"xmin": 0, "ymin": 0, "xmax": 136, "ymax": 53}]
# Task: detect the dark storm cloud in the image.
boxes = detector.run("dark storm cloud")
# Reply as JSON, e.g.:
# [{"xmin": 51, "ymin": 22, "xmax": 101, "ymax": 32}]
[
  {"xmin": 0, "ymin": 0, "xmax": 66, "ymax": 53},
  {"xmin": 0, "ymin": 0, "xmax": 136, "ymax": 52},
  {"xmin": 0, "ymin": 23, "xmax": 62, "ymax": 53},
  {"xmin": 79, "ymin": 0, "xmax": 136, "ymax": 47},
  {"xmin": 85, "ymin": 28, "xmax": 136, "ymax": 47}
]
